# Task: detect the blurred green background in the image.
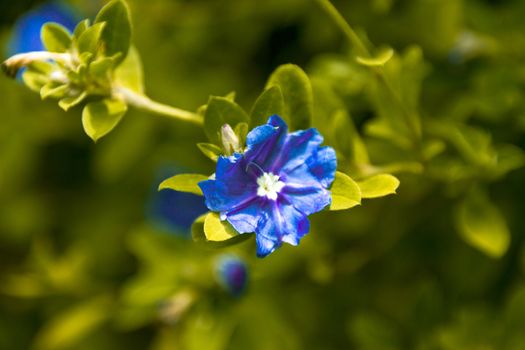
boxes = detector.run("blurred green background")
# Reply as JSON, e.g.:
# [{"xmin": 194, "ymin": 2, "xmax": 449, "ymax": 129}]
[{"xmin": 1, "ymin": 0, "xmax": 525, "ymax": 349}]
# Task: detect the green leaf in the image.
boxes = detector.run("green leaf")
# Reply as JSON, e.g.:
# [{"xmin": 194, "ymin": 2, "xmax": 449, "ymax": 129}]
[
  {"xmin": 266, "ymin": 64, "xmax": 313, "ymax": 130},
  {"xmin": 41, "ymin": 23, "xmax": 72, "ymax": 53},
  {"xmin": 89, "ymin": 57, "xmax": 115, "ymax": 78},
  {"xmin": 204, "ymin": 96, "xmax": 249, "ymax": 144},
  {"xmin": 158, "ymin": 174, "xmax": 208, "ymax": 195},
  {"xmin": 95, "ymin": 0, "xmax": 132, "ymax": 65},
  {"xmin": 33, "ymin": 295, "xmax": 111, "ymax": 350},
  {"xmin": 357, "ymin": 174, "xmax": 399, "ymax": 199},
  {"xmin": 73, "ymin": 19, "xmax": 90, "ymax": 40},
  {"xmin": 40, "ymin": 83, "xmax": 69, "ymax": 100},
  {"xmin": 76, "ymin": 22, "xmax": 106, "ymax": 54},
  {"xmin": 204, "ymin": 212, "xmax": 240, "ymax": 242},
  {"xmin": 82, "ymin": 98, "xmax": 128, "ymax": 142},
  {"xmin": 250, "ymin": 85, "xmax": 285, "ymax": 128},
  {"xmin": 234, "ymin": 122, "xmax": 248, "ymax": 147},
  {"xmin": 22, "ymin": 62, "xmax": 55, "ymax": 92},
  {"xmin": 197, "ymin": 143, "xmax": 222, "ymax": 162},
  {"xmin": 455, "ymin": 189, "xmax": 510, "ymax": 258},
  {"xmin": 356, "ymin": 47, "xmax": 394, "ymax": 67},
  {"xmin": 114, "ymin": 45, "xmax": 144, "ymax": 93},
  {"xmin": 192, "ymin": 213, "xmax": 251, "ymax": 247},
  {"xmin": 329, "ymin": 171, "xmax": 362, "ymax": 210},
  {"xmin": 58, "ymin": 92, "xmax": 88, "ymax": 111}
]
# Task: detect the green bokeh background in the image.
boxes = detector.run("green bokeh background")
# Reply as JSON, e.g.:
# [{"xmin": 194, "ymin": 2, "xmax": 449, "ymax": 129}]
[{"xmin": 1, "ymin": 0, "xmax": 525, "ymax": 349}]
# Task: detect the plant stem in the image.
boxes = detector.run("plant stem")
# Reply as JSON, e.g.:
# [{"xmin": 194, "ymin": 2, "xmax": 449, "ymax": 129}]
[
  {"xmin": 114, "ymin": 86, "xmax": 203, "ymax": 126},
  {"xmin": 314, "ymin": 0, "xmax": 370, "ymax": 58},
  {"xmin": 314, "ymin": 0, "xmax": 422, "ymax": 142}
]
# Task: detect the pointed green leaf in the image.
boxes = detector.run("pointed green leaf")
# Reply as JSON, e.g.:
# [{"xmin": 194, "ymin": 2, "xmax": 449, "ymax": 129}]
[
  {"xmin": 82, "ymin": 98, "xmax": 127, "ymax": 142},
  {"xmin": 197, "ymin": 143, "xmax": 222, "ymax": 162},
  {"xmin": 41, "ymin": 23, "xmax": 72, "ymax": 53},
  {"xmin": 455, "ymin": 189, "xmax": 510, "ymax": 258},
  {"xmin": 191, "ymin": 213, "xmax": 208, "ymax": 242},
  {"xmin": 330, "ymin": 171, "xmax": 362, "ymax": 210},
  {"xmin": 40, "ymin": 83, "xmax": 69, "ymax": 100},
  {"xmin": 204, "ymin": 96, "xmax": 249, "ymax": 144},
  {"xmin": 73, "ymin": 19, "xmax": 90, "ymax": 40},
  {"xmin": 77, "ymin": 22, "xmax": 106, "ymax": 54},
  {"xmin": 266, "ymin": 64, "xmax": 313, "ymax": 130},
  {"xmin": 158, "ymin": 174, "xmax": 208, "ymax": 196},
  {"xmin": 250, "ymin": 85, "xmax": 285, "ymax": 128},
  {"xmin": 114, "ymin": 46, "xmax": 144, "ymax": 93},
  {"xmin": 356, "ymin": 47, "xmax": 394, "ymax": 67},
  {"xmin": 22, "ymin": 62, "xmax": 55, "ymax": 92},
  {"xmin": 95, "ymin": 0, "xmax": 132, "ymax": 65},
  {"xmin": 357, "ymin": 174, "xmax": 400, "ymax": 199},
  {"xmin": 59, "ymin": 91, "xmax": 88, "ymax": 111},
  {"xmin": 234, "ymin": 122, "xmax": 248, "ymax": 147}
]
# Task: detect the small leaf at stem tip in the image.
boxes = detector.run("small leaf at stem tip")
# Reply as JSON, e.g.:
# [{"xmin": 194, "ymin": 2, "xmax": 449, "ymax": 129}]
[
  {"xmin": 82, "ymin": 98, "xmax": 127, "ymax": 142},
  {"xmin": 59, "ymin": 91, "xmax": 88, "ymax": 111},
  {"xmin": 158, "ymin": 174, "xmax": 209, "ymax": 195},
  {"xmin": 356, "ymin": 47, "xmax": 394, "ymax": 67},
  {"xmin": 357, "ymin": 174, "xmax": 400, "ymax": 199},
  {"xmin": 329, "ymin": 171, "xmax": 362, "ymax": 211},
  {"xmin": 41, "ymin": 23, "xmax": 72, "ymax": 53},
  {"xmin": 76, "ymin": 22, "xmax": 106, "ymax": 54},
  {"xmin": 197, "ymin": 143, "xmax": 222, "ymax": 162},
  {"xmin": 95, "ymin": 0, "xmax": 132, "ymax": 65}
]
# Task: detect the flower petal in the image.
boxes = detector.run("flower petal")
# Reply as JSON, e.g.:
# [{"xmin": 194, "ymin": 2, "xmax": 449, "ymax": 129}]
[
  {"xmin": 224, "ymin": 198, "xmax": 262, "ymax": 233},
  {"xmin": 273, "ymin": 128, "xmax": 323, "ymax": 174},
  {"xmin": 254, "ymin": 200, "xmax": 310, "ymax": 257},
  {"xmin": 199, "ymin": 154, "xmax": 256, "ymax": 212},
  {"xmin": 245, "ymin": 115, "xmax": 288, "ymax": 170},
  {"xmin": 282, "ymin": 185, "xmax": 331, "ymax": 216},
  {"xmin": 306, "ymin": 146, "xmax": 337, "ymax": 188}
]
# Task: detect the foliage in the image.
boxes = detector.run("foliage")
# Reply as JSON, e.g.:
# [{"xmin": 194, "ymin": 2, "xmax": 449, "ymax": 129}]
[{"xmin": 0, "ymin": 0, "xmax": 524, "ymax": 349}]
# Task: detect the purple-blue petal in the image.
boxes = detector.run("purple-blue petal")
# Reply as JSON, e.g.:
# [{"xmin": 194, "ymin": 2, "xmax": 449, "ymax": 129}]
[
  {"xmin": 273, "ymin": 128, "xmax": 323, "ymax": 173},
  {"xmin": 282, "ymin": 185, "xmax": 331, "ymax": 216},
  {"xmin": 224, "ymin": 198, "xmax": 262, "ymax": 234},
  {"xmin": 306, "ymin": 146, "xmax": 337, "ymax": 188}
]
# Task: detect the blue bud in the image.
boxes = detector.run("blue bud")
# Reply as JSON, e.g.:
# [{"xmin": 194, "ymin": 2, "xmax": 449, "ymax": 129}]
[{"xmin": 215, "ymin": 255, "xmax": 248, "ymax": 297}]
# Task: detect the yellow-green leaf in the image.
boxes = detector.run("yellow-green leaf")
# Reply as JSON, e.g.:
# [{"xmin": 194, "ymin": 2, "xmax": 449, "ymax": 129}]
[
  {"xmin": 114, "ymin": 45, "xmax": 144, "ymax": 93},
  {"xmin": 197, "ymin": 143, "xmax": 222, "ymax": 162},
  {"xmin": 250, "ymin": 85, "xmax": 285, "ymax": 128},
  {"xmin": 204, "ymin": 212, "xmax": 240, "ymax": 242},
  {"xmin": 330, "ymin": 171, "xmax": 362, "ymax": 210},
  {"xmin": 82, "ymin": 98, "xmax": 127, "ymax": 142},
  {"xmin": 455, "ymin": 189, "xmax": 510, "ymax": 258},
  {"xmin": 356, "ymin": 47, "xmax": 394, "ymax": 67},
  {"xmin": 158, "ymin": 174, "xmax": 208, "ymax": 196},
  {"xmin": 357, "ymin": 174, "xmax": 399, "ymax": 199},
  {"xmin": 266, "ymin": 64, "xmax": 313, "ymax": 130},
  {"xmin": 41, "ymin": 23, "xmax": 72, "ymax": 53}
]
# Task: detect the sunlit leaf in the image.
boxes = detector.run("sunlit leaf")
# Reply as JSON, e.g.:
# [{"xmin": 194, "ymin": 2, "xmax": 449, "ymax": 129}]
[
  {"xmin": 82, "ymin": 98, "xmax": 128, "ymax": 142},
  {"xmin": 76, "ymin": 22, "xmax": 106, "ymax": 54},
  {"xmin": 197, "ymin": 143, "xmax": 222, "ymax": 162},
  {"xmin": 357, "ymin": 174, "xmax": 399, "ymax": 198},
  {"xmin": 114, "ymin": 45, "xmax": 144, "ymax": 93},
  {"xmin": 41, "ymin": 23, "xmax": 72, "ymax": 53},
  {"xmin": 158, "ymin": 174, "xmax": 208, "ymax": 196},
  {"xmin": 356, "ymin": 47, "xmax": 394, "ymax": 67},
  {"xmin": 330, "ymin": 171, "xmax": 361, "ymax": 210}
]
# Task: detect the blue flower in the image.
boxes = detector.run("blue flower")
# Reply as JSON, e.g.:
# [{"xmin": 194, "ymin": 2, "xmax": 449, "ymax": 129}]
[
  {"xmin": 7, "ymin": 1, "xmax": 79, "ymax": 56},
  {"xmin": 215, "ymin": 255, "xmax": 248, "ymax": 297},
  {"xmin": 199, "ymin": 115, "xmax": 337, "ymax": 257}
]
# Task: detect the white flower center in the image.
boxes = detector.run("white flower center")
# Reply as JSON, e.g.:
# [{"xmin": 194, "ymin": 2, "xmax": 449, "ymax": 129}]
[{"xmin": 256, "ymin": 172, "xmax": 285, "ymax": 200}]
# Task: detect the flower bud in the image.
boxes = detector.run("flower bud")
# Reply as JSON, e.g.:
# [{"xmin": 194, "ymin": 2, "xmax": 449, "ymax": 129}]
[
  {"xmin": 220, "ymin": 124, "xmax": 241, "ymax": 156},
  {"xmin": 215, "ymin": 255, "xmax": 248, "ymax": 297}
]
